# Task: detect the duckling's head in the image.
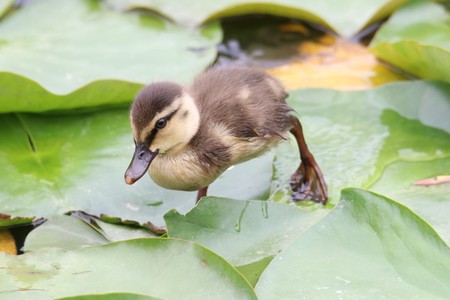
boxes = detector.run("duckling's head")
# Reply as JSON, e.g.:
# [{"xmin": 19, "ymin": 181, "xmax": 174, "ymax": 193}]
[{"xmin": 124, "ymin": 82, "xmax": 200, "ymax": 185}]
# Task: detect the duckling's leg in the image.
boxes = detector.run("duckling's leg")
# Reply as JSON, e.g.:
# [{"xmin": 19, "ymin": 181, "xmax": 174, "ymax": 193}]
[
  {"xmin": 289, "ymin": 116, "xmax": 328, "ymax": 204},
  {"xmin": 196, "ymin": 186, "xmax": 208, "ymax": 203}
]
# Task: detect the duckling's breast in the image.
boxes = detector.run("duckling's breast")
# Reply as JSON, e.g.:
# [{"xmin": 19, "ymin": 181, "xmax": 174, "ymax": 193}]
[{"xmin": 148, "ymin": 150, "xmax": 220, "ymax": 191}]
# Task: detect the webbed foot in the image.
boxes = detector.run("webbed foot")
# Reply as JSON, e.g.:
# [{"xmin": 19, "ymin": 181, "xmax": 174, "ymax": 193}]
[
  {"xmin": 290, "ymin": 161, "xmax": 327, "ymax": 204},
  {"xmin": 289, "ymin": 116, "xmax": 328, "ymax": 204}
]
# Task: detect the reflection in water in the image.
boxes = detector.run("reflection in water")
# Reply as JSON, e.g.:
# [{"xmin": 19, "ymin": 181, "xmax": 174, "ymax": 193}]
[{"xmin": 216, "ymin": 14, "xmax": 407, "ymax": 90}]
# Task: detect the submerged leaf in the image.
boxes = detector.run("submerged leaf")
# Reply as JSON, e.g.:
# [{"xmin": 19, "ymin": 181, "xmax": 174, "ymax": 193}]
[{"xmin": 267, "ymin": 34, "xmax": 406, "ymax": 90}]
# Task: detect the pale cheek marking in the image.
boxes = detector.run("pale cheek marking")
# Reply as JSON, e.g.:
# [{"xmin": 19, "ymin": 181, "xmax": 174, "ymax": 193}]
[
  {"xmin": 137, "ymin": 99, "xmax": 182, "ymax": 143},
  {"xmin": 159, "ymin": 93, "xmax": 200, "ymax": 153},
  {"xmin": 142, "ymin": 93, "xmax": 200, "ymax": 154}
]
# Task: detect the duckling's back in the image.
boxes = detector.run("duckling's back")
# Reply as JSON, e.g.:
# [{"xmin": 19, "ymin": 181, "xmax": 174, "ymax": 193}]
[
  {"xmin": 191, "ymin": 67, "xmax": 292, "ymax": 140},
  {"xmin": 188, "ymin": 67, "xmax": 293, "ymax": 172}
]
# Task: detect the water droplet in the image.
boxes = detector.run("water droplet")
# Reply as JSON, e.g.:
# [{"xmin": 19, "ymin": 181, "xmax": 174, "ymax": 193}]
[
  {"xmin": 234, "ymin": 202, "xmax": 250, "ymax": 232},
  {"xmin": 261, "ymin": 201, "xmax": 269, "ymax": 218}
]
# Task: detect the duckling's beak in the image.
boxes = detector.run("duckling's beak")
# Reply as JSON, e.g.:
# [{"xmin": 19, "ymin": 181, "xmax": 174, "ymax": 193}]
[{"xmin": 124, "ymin": 144, "xmax": 158, "ymax": 185}]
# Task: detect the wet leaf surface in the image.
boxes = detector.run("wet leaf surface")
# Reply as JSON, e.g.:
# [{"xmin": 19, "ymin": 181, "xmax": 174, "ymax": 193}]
[
  {"xmin": 255, "ymin": 188, "xmax": 450, "ymax": 299},
  {"xmin": 165, "ymin": 197, "xmax": 328, "ymax": 284}
]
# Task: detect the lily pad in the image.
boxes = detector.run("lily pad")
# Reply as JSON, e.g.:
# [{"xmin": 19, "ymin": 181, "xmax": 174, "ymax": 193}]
[
  {"xmin": 271, "ymin": 80, "xmax": 450, "ymax": 205},
  {"xmin": 23, "ymin": 215, "xmax": 109, "ymax": 252},
  {"xmin": 107, "ymin": 0, "xmax": 406, "ymax": 38},
  {"xmin": 255, "ymin": 188, "xmax": 450, "ymax": 299},
  {"xmin": 0, "ymin": 0, "xmax": 220, "ymax": 112},
  {"xmin": 0, "ymin": 239, "xmax": 257, "ymax": 299},
  {"xmin": 370, "ymin": 0, "xmax": 450, "ymax": 82},
  {"xmin": 369, "ymin": 157, "xmax": 450, "ymax": 245},
  {"xmin": 24, "ymin": 213, "xmax": 159, "ymax": 252},
  {"xmin": 0, "ymin": 109, "xmax": 274, "ymax": 227},
  {"xmin": 165, "ymin": 197, "xmax": 329, "ymax": 284}
]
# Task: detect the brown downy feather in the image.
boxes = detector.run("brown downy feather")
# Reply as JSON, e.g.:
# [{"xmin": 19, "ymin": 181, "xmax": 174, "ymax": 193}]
[{"xmin": 188, "ymin": 67, "xmax": 293, "ymax": 173}]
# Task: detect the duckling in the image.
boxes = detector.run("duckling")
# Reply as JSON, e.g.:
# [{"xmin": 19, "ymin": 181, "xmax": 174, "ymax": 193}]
[{"xmin": 124, "ymin": 67, "xmax": 327, "ymax": 204}]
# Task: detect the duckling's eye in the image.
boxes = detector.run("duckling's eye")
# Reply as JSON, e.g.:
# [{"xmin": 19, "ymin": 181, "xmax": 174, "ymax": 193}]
[{"xmin": 155, "ymin": 118, "xmax": 167, "ymax": 129}]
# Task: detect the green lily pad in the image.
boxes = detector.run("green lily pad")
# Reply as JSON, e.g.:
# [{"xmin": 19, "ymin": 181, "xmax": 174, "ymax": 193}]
[
  {"xmin": 24, "ymin": 214, "xmax": 159, "ymax": 252},
  {"xmin": 23, "ymin": 215, "xmax": 109, "ymax": 252},
  {"xmin": 271, "ymin": 80, "xmax": 450, "ymax": 205},
  {"xmin": 0, "ymin": 239, "xmax": 257, "ymax": 299},
  {"xmin": 369, "ymin": 158, "xmax": 450, "ymax": 245},
  {"xmin": 107, "ymin": 0, "xmax": 406, "ymax": 38},
  {"xmin": 0, "ymin": 0, "xmax": 220, "ymax": 112},
  {"xmin": 255, "ymin": 188, "xmax": 450, "ymax": 299},
  {"xmin": 370, "ymin": 0, "xmax": 450, "ymax": 82},
  {"xmin": 0, "ymin": 109, "xmax": 274, "ymax": 227},
  {"xmin": 165, "ymin": 197, "xmax": 329, "ymax": 285},
  {"xmin": 0, "ymin": 74, "xmax": 144, "ymax": 113}
]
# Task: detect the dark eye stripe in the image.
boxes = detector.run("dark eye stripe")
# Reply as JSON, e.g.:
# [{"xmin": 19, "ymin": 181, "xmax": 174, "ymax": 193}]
[
  {"xmin": 144, "ymin": 127, "xmax": 158, "ymax": 147},
  {"xmin": 153, "ymin": 108, "xmax": 180, "ymax": 128},
  {"xmin": 144, "ymin": 107, "xmax": 180, "ymax": 147}
]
